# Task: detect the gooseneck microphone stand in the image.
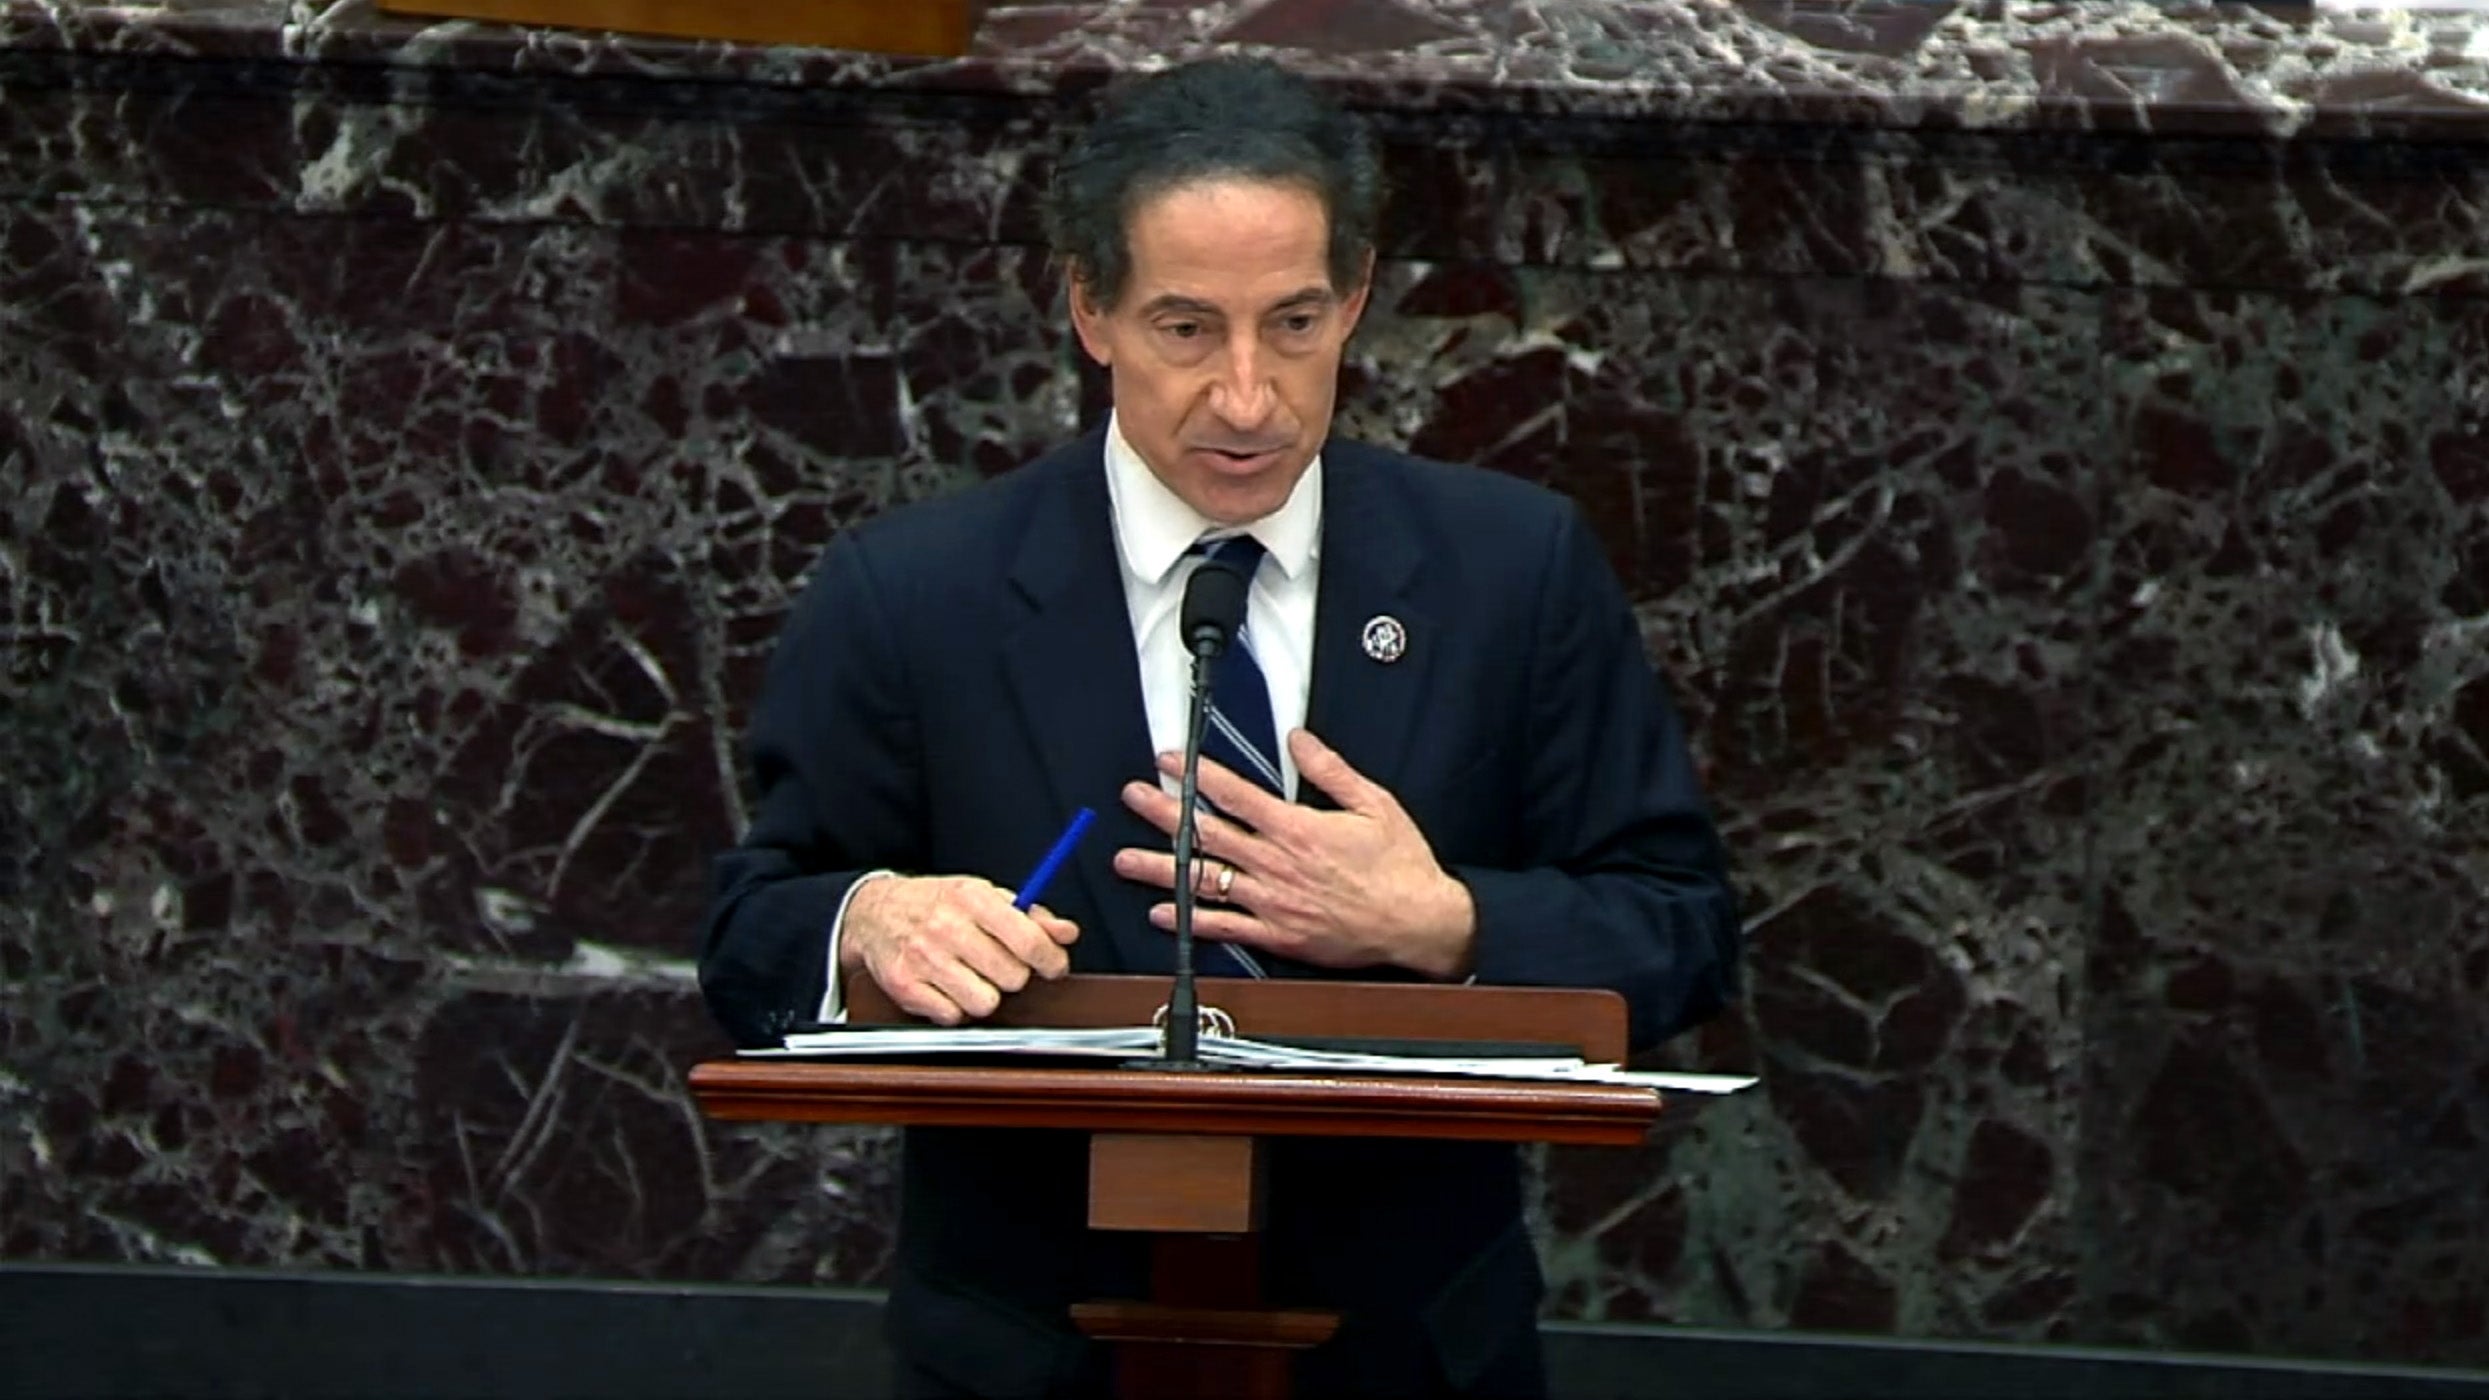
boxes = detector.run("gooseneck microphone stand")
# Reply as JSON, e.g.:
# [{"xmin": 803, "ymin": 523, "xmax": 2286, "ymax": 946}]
[
  {"xmin": 1139, "ymin": 556, "xmax": 1249, "ymax": 1070},
  {"xmin": 1161, "ymin": 643, "xmax": 1216, "ymax": 1066}
]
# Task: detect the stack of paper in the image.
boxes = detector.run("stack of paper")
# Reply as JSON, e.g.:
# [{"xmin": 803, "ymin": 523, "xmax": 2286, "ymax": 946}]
[{"xmin": 746, "ymin": 1025, "xmax": 1756, "ymax": 1095}]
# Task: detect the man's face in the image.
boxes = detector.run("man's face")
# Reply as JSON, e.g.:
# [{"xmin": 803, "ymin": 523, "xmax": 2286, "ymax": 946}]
[{"xmin": 1070, "ymin": 178, "xmax": 1370, "ymax": 525}]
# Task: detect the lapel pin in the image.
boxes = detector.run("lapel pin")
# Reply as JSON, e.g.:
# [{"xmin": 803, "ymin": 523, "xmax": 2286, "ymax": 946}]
[{"xmin": 1361, "ymin": 615, "xmax": 1408, "ymax": 664}]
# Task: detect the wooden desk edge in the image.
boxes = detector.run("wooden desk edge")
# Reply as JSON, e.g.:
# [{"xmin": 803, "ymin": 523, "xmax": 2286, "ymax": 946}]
[{"xmin": 688, "ymin": 1059, "xmax": 1662, "ymax": 1147}]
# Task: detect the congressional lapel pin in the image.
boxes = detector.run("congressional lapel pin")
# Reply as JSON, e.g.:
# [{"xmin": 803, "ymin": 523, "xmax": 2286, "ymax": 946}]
[{"xmin": 1361, "ymin": 614, "xmax": 1408, "ymax": 664}]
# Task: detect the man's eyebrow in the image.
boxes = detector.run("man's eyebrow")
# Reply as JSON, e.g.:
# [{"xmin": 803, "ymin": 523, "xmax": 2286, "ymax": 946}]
[
  {"xmin": 1136, "ymin": 294, "xmax": 1223, "ymax": 318},
  {"xmin": 1133, "ymin": 287, "xmax": 1339, "ymax": 319}
]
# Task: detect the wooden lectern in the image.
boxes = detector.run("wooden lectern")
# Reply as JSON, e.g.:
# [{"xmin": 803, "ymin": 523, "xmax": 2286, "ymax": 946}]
[
  {"xmin": 689, "ymin": 975, "xmax": 1661, "ymax": 1400},
  {"xmin": 372, "ymin": 0, "xmax": 987, "ymax": 57}
]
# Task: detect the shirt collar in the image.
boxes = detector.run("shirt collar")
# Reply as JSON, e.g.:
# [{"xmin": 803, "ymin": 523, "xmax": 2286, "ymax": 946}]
[{"xmin": 1103, "ymin": 412, "xmax": 1322, "ymax": 587}]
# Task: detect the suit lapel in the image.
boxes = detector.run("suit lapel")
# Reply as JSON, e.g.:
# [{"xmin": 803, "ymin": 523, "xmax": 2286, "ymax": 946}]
[
  {"xmin": 1303, "ymin": 444, "xmax": 1435, "ymax": 813},
  {"xmin": 998, "ymin": 442, "xmax": 1167, "ymax": 971}
]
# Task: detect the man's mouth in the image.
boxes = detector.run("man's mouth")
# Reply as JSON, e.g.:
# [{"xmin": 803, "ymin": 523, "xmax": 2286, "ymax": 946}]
[{"xmin": 1199, "ymin": 445, "xmax": 1284, "ymax": 465}]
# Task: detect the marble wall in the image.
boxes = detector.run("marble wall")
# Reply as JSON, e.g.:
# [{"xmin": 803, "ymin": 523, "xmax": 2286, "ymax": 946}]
[{"xmin": 4, "ymin": 0, "xmax": 2486, "ymax": 1371}]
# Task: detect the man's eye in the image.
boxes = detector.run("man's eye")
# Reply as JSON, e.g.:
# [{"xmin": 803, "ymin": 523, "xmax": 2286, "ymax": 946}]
[
  {"xmin": 1283, "ymin": 314, "xmax": 1318, "ymax": 333},
  {"xmin": 1163, "ymin": 322, "xmax": 1201, "ymax": 339}
]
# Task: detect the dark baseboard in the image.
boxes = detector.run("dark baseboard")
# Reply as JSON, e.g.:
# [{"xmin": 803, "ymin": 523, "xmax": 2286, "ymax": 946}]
[
  {"xmin": 2, "ymin": 1264, "xmax": 891, "ymax": 1399},
  {"xmin": 4, "ymin": 1263, "xmax": 2485, "ymax": 1399},
  {"xmin": 1538, "ymin": 1323, "xmax": 2489, "ymax": 1399}
]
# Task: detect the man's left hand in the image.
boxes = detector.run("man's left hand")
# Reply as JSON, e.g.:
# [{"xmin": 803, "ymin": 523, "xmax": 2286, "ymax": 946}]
[{"xmin": 1111, "ymin": 729, "xmax": 1476, "ymax": 980}]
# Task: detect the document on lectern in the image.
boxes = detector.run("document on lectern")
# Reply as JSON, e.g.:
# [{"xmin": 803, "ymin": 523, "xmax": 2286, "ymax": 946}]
[{"xmin": 744, "ymin": 1025, "xmax": 1757, "ymax": 1095}]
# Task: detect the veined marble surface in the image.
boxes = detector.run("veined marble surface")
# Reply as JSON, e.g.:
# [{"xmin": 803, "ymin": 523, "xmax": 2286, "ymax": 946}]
[
  {"xmin": 2, "ymin": 0, "xmax": 2485, "ymax": 1374},
  {"xmin": 5, "ymin": 1, "xmax": 2489, "ymax": 137}
]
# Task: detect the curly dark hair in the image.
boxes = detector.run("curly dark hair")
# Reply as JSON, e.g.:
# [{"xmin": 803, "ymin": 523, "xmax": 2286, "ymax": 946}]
[{"xmin": 1044, "ymin": 56, "xmax": 1385, "ymax": 308}]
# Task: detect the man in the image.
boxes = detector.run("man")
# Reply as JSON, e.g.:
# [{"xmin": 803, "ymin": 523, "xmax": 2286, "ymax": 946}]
[{"xmin": 700, "ymin": 57, "xmax": 1740, "ymax": 1399}]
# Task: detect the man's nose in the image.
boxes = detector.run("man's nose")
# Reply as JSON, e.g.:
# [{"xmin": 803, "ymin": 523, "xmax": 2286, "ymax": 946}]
[{"xmin": 1208, "ymin": 332, "xmax": 1276, "ymax": 428}]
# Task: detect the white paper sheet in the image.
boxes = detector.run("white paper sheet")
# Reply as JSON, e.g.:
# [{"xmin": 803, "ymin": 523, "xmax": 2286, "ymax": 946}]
[{"xmin": 748, "ymin": 1025, "xmax": 1758, "ymax": 1094}]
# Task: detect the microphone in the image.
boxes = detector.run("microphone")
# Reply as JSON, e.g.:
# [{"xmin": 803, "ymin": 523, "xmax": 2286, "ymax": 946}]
[
  {"xmin": 1182, "ymin": 553, "xmax": 1250, "ymax": 656},
  {"xmin": 1154, "ymin": 553, "xmax": 1249, "ymax": 1068}
]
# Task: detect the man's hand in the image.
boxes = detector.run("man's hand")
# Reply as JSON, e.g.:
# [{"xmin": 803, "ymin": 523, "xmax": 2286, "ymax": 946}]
[
  {"xmin": 839, "ymin": 876, "xmax": 1079, "ymax": 1025},
  {"xmin": 1111, "ymin": 729, "xmax": 1477, "ymax": 979}
]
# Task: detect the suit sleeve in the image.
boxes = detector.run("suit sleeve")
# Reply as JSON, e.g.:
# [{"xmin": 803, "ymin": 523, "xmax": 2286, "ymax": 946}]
[
  {"xmin": 1445, "ymin": 505, "xmax": 1742, "ymax": 1052},
  {"xmin": 699, "ymin": 531, "xmax": 924, "ymax": 1047}
]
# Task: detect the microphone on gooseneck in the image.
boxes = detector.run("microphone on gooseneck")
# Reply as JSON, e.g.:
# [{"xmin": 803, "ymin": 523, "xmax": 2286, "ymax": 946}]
[
  {"xmin": 1181, "ymin": 552, "xmax": 1250, "ymax": 654},
  {"xmin": 1153, "ymin": 553, "xmax": 1250, "ymax": 1068}
]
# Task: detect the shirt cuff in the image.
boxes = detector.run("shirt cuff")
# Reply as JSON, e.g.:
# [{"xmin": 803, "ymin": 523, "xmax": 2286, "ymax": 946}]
[{"xmin": 816, "ymin": 870, "xmax": 897, "ymax": 1024}]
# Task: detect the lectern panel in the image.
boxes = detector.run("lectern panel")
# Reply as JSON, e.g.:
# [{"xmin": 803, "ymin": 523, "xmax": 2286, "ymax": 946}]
[{"xmin": 1089, "ymin": 1133, "xmax": 1264, "ymax": 1233}]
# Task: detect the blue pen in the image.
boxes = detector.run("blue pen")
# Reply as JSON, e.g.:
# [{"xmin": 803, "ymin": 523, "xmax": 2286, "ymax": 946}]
[{"xmin": 1013, "ymin": 807, "xmax": 1096, "ymax": 911}]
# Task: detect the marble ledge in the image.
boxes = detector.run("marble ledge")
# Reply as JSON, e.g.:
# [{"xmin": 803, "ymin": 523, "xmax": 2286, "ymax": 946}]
[{"xmin": 6, "ymin": 1, "xmax": 2489, "ymax": 144}]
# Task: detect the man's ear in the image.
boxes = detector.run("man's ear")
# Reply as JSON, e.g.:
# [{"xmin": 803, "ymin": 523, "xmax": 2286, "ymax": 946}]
[{"xmin": 1067, "ymin": 265, "xmax": 1114, "ymax": 368}]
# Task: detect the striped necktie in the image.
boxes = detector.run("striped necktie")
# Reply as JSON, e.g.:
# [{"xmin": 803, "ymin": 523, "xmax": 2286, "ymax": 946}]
[
  {"xmin": 1192, "ymin": 534, "xmax": 1285, "ymax": 799},
  {"xmin": 1188, "ymin": 533, "xmax": 1278, "ymax": 978}
]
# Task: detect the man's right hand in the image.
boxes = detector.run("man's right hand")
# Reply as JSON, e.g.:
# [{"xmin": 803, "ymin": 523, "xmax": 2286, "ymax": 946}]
[{"xmin": 839, "ymin": 875, "xmax": 1079, "ymax": 1026}]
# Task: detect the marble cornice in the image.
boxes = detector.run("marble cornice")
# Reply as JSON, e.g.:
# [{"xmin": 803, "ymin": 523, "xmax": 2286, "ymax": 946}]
[{"xmin": 5, "ymin": 2, "xmax": 2489, "ymax": 144}]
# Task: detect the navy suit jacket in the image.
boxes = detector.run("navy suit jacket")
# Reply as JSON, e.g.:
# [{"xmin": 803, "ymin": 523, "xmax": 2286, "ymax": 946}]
[{"xmin": 701, "ymin": 431, "xmax": 1739, "ymax": 1396}]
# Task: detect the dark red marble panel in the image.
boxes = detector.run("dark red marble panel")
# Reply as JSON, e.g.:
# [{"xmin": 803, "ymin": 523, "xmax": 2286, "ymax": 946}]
[
  {"xmin": 2082, "ymin": 287, "xmax": 2489, "ymax": 1362},
  {"xmin": 9, "ymin": 0, "xmax": 2489, "ymax": 1376},
  {"xmin": 1363, "ymin": 271, "xmax": 2102, "ymax": 1340},
  {"xmin": 406, "ymin": 989, "xmax": 896, "ymax": 1283},
  {"xmin": 15, "ymin": 0, "xmax": 2489, "ymax": 142},
  {"xmin": 12, "ymin": 30, "xmax": 2489, "ymax": 302},
  {"xmin": 0, "ymin": 206, "xmax": 1077, "ymax": 1287}
]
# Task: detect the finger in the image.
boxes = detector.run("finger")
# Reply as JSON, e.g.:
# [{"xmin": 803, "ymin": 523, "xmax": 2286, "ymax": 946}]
[
  {"xmin": 1147, "ymin": 901, "xmax": 1273, "ymax": 950},
  {"xmin": 965, "ymin": 903, "xmax": 1070, "ymax": 983},
  {"xmin": 888, "ymin": 978, "xmax": 971, "ymax": 1027},
  {"xmin": 1122, "ymin": 780, "xmax": 1265, "ymax": 874},
  {"xmin": 1122, "ymin": 779, "xmax": 1181, "ymax": 837},
  {"xmin": 1287, "ymin": 729, "xmax": 1387, "ymax": 812},
  {"xmin": 1189, "ymin": 858, "xmax": 1234, "ymax": 901},
  {"xmin": 1193, "ymin": 802, "xmax": 1269, "ymax": 868},
  {"xmin": 1014, "ymin": 917, "xmax": 1075, "ymax": 979},
  {"xmin": 1159, "ymin": 750, "xmax": 1290, "ymax": 833},
  {"xmin": 901, "ymin": 904, "xmax": 1022, "ymax": 1014},
  {"xmin": 1112, "ymin": 848, "xmax": 1181, "ymax": 892},
  {"xmin": 1113, "ymin": 850, "xmax": 1247, "ymax": 905},
  {"xmin": 1025, "ymin": 904, "xmax": 1081, "ymax": 947},
  {"xmin": 923, "ymin": 959, "xmax": 1004, "ymax": 1020},
  {"xmin": 923, "ymin": 906, "xmax": 1040, "ymax": 996}
]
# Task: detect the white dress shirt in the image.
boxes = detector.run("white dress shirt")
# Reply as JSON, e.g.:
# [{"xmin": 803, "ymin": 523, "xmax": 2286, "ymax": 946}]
[
  {"xmin": 1104, "ymin": 414, "xmax": 1322, "ymax": 801},
  {"xmin": 815, "ymin": 415, "xmax": 1322, "ymax": 1020}
]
